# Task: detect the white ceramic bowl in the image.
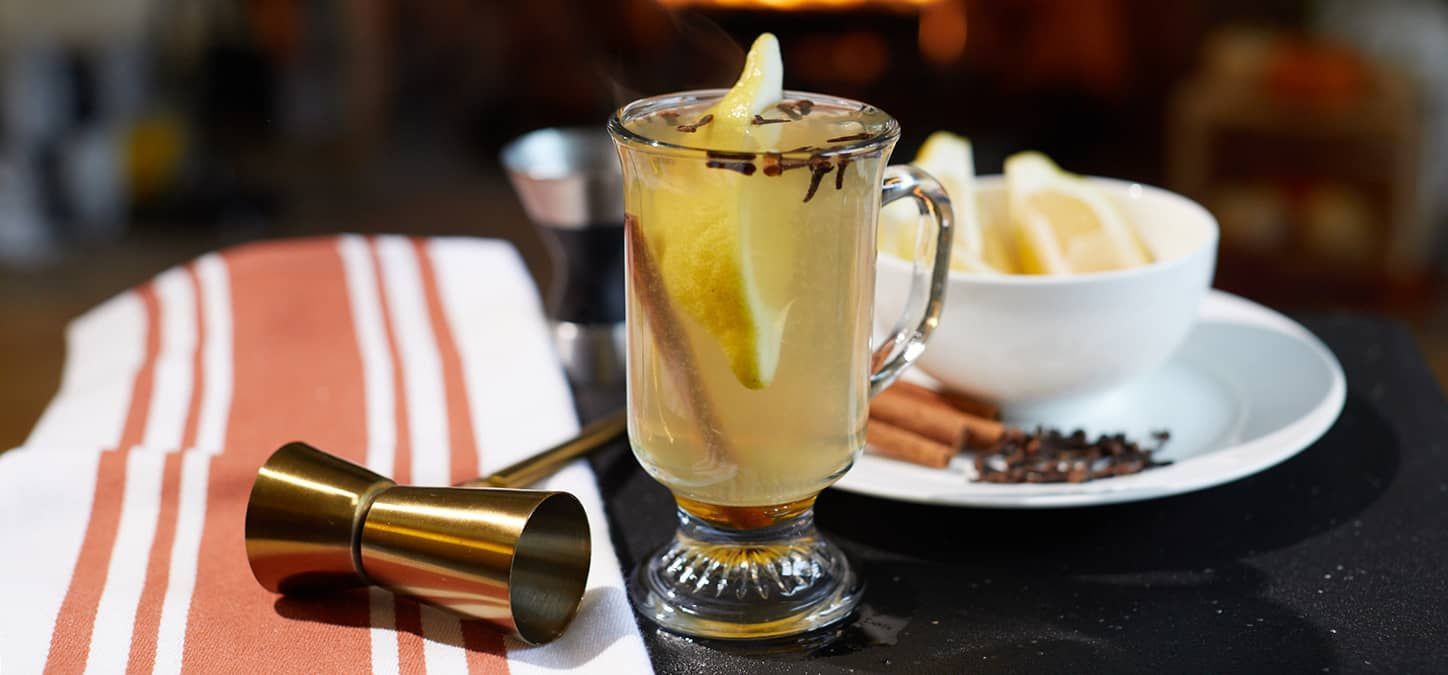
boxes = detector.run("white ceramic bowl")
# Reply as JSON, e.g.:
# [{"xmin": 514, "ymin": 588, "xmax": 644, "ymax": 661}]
[{"xmin": 876, "ymin": 176, "xmax": 1218, "ymax": 416}]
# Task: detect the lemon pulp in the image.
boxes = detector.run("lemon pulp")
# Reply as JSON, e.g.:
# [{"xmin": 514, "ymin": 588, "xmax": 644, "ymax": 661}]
[
  {"xmin": 882, "ymin": 131, "xmax": 1016, "ymax": 274},
  {"xmin": 644, "ymin": 34, "xmax": 790, "ymax": 389},
  {"xmin": 1006, "ymin": 151, "xmax": 1151, "ymax": 275}
]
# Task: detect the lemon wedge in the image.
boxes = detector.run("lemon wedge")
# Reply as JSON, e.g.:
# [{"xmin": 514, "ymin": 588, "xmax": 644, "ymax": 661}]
[
  {"xmin": 880, "ymin": 132, "xmax": 1013, "ymax": 274},
  {"xmin": 917, "ymin": 132, "xmax": 1016, "ymax": 273},
  {"xmin": 1006, "ymin": 151, "xmax": 1151, "ymax": 275},
  {"xmin": 645, "ymin": 33, "xmax": 792, "ymax": 389},
  {"xmin": 697, "ymin": 34, "xmax": 784, "ymax": 151}
]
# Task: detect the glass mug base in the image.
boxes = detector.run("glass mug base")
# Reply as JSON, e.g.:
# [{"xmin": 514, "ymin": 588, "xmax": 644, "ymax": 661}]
[{"xmin": 629, "ymin": 500, "xmax": 863, "ymax": 640}]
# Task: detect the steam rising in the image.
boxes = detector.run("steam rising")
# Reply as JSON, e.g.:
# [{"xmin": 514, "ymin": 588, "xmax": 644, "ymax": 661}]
[{"xmin": 603, "ymin": 3, "xmax": 747, "ymax": 107}]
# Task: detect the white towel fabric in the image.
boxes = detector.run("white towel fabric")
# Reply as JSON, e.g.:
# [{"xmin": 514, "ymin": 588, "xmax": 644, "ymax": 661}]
[{"xmin": 0, "ymin": 235, "xmax": 652, "ymax": 674}]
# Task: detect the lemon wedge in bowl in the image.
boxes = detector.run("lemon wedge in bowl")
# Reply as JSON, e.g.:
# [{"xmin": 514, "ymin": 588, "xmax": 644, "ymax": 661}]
[
  {"xmin": 880, "ymin": 132, "xmax": 1013, "ymax": 274},
  {"xmin": 1006, "ymin": 151, "xmax": 1151, "ymax": 275},
  {"xmin": 915, "ymin": 132, "xmax": 1016, "ymax": 274},
  {"xmin": 644, "ymin": 33, "xmax": 793, "ymax": 390}
]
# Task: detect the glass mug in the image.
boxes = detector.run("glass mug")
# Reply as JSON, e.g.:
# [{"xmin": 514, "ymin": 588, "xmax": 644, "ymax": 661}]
[{"xmin": 609, "ymin": 90, "xmax": 951, "ymax": 639}]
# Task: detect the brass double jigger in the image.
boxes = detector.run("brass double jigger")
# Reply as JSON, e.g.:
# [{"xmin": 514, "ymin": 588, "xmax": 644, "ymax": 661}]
[{"xmin": 244, "ymin": 413, "xmax": 626, "ymax": 644}]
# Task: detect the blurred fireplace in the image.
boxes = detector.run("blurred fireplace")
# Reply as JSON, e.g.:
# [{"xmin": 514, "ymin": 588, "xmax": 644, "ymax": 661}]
[{"xmin": 647, "ymin": 0, "xmax": 967, "ymax": 114}]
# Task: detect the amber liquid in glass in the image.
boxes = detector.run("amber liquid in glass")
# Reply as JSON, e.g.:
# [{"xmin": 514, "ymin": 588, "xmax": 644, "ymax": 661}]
[{"xmin": 620, "ymin": 99, "xmax": 891, "ymax": 512}]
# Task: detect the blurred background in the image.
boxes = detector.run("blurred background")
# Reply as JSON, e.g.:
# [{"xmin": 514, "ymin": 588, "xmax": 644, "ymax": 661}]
[{"xmin": 3, "ymin": 0, "xmax": 1448, "ymax": 448}]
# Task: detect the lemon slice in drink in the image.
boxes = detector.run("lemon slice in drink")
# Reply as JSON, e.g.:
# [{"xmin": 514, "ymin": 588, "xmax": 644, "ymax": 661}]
[
  {"xmin": 1006, "ymin": 151, "xmax": 1151, "ymax": 275},
  {"xmin": 650, "ymin": 34, "xmax": 792, "ymax": 389},
  {"xmin": 696, "ymin": 34, "xmax": 783, "ymax": 150}
]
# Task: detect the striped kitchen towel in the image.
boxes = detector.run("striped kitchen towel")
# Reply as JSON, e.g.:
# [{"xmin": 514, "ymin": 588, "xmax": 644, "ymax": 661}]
[{"xmin": 0, "ymin": 235, "xmax": 652, "ymax": 674}]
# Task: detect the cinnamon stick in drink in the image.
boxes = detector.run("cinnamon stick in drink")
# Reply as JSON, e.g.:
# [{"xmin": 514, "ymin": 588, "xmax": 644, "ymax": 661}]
[
  {"xmin": 870, "ymin": 385, "xmax": 1005, "ymax": 450},
  {"xmin": 865, "ymin": 420, "xmax": 955, "ymax": 469},
  {"xmin": 625, "ymin": 214, "xmax": 732, "ymax": 468}
]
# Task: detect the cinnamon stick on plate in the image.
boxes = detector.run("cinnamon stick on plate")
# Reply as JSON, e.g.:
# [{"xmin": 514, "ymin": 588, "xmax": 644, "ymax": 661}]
[
  {"xmin": 865, "ymin": 420, "xmax": 955, "ymax": 469},
  {"xmin": 870, "ymin": 385, "xmax": 1005, "ymax": 450},
  {"xmin": 888, "ymin": 380, "xmax": 1000, "ymax": 421}
]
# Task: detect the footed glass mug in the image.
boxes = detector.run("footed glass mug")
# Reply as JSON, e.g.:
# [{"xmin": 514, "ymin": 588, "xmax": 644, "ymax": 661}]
[{"xmin": 609, "ymin": 89, "xmax": 951, "ymax": 639}]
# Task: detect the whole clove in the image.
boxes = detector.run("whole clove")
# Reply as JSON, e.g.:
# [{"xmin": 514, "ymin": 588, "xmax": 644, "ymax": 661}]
[
  {"xmin": 676, "ymin": 114, "xmax": 714, "ymax": 133},
  {"xmin": 776, "ymin": 99, "xmax": 814, "ymax": 120},
  {"xmin": 760, "ymin": 152, "xmax": 811, "ymax": 177},
  {"xmin": 704, "ymin": 150, "xmax": 758, "ymax": 176},
  {"xmin": 803, "ymin": 155, "xmax": 834, "ymax": 202},
  {"xmin": 752, "ymin": 115, "xmax": 791, "ymax": 125},
  {"xmin": 705, "ymin": 150, "xmax": 756, "ymax": 161},
  {"xmin": 705, "ymin": 160, "xmax": 756, "ymax": 176}
]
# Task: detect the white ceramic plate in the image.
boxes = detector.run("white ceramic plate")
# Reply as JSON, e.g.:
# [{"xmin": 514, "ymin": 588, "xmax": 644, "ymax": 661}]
[{"xmin": 834, "ymin": 291, "xmax": 1346, "ymax": 508}]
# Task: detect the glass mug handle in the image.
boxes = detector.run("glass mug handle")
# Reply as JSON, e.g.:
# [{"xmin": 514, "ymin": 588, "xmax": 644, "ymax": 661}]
[{"xmin": 868, "ymin": 165, "xmax": 953, "ymax": 397}]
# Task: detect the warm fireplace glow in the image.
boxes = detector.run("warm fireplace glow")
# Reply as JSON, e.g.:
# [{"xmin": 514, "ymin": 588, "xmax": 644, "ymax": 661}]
[
  {"xmin": 919, "ymin": 0, "xmax": 967, "ymax": 65},
  {"xmin": 654, "ymin": 0, "xmax": 968, "ymax": 68},
  {"xmin": 656, "ymin": 0, "xmax": 940, "ymax": 10}
]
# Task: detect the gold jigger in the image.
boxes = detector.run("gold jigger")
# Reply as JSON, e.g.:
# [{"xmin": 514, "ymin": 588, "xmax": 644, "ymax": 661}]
[{"xmin": 245, "ymin": 413, "xmax": 626, "ymax": 644}]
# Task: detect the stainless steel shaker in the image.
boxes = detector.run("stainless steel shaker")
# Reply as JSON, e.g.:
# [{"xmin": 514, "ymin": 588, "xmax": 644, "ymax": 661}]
[{"xmin": 501, "ymin": 128, "xmax": 625, "ymax": 385}]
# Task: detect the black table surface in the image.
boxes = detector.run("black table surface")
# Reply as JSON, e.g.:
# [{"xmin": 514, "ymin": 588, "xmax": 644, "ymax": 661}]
[{"xmin": 578, "ymin": 315, "xmax": 1448, "ymax": 674}]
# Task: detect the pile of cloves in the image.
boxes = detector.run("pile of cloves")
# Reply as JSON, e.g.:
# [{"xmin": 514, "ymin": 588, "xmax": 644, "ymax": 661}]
[{"xmin": 973, "ymin": 428, "xmax": 1171, "ymax": 484}]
